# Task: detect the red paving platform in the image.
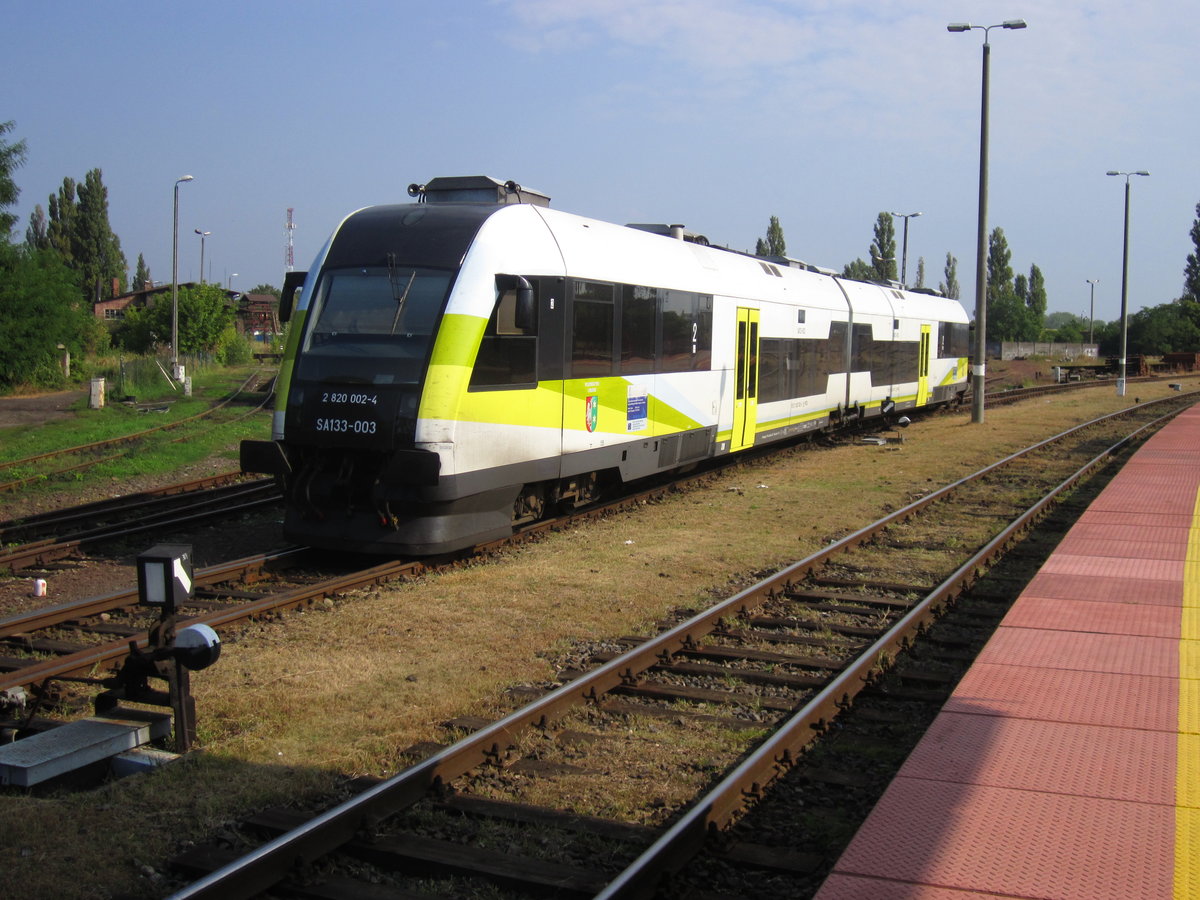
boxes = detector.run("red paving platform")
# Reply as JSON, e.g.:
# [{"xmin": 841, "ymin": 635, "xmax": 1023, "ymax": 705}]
[{"xmin": 816, "ymin": 405, "xmax": 1200, "ymax": 900}]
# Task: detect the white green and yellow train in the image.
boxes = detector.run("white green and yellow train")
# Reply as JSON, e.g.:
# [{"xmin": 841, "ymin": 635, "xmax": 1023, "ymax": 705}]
[{"xmin": 241, "ymin": 176, "xmax": 970, "ymax": 554}]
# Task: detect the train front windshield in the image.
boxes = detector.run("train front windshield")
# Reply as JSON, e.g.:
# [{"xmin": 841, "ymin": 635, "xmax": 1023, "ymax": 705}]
[{"xmin": 297, "ymin": 265, "xmax": 452, "ymax": 384}]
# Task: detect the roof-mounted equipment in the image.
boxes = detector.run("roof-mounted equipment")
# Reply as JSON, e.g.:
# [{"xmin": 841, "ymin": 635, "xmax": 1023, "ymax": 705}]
[{"xmin": 406, "ymin": 176, "xmax": 551, "ymax": 207}]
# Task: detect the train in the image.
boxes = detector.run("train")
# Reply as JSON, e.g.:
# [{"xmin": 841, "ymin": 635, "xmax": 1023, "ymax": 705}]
[{"xmin": 241, "ymin": 176, "xmax": 970, "ymax": 555}]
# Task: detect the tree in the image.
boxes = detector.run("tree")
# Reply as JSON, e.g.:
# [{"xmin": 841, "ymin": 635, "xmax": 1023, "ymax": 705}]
[
  {"xmin": 0, "ymin": 120, "xmax": 27, "ymax": 239},
  {"xmin": 25, "ymin": 204, "xmax": 48, "ymax": 249},
  {"xmin": 1054, "ymin": 319, "xmax": 1084, "ymax": 343},
  {"xmin": 987, "ymin": 293, "xmax": 1029, "ymax": 343},
  {"xmin": 75, "ymin": 169, "xmax": 127, "ymax": 303},
  {"xmin": 0, "ymin": 243, "xmax": 92, "ymax": 387},
  {"xmin": 1128, "ymin": 299, "xmax": 1200, "ymax": 355},
  {"xmin": 47, "ymin": 176, "xmax": 78, "ymax": 264},
  {"xmin": 1184, "ymin": 201, "xmax": 1200, "ymax": 302},
  {"xmin": 842, "ymin": 212, "xmax": 900, "ymax": 284},
  {"xmin": 249, "ymin": 282, "xmax": 280, "ymax": 298},
  {"xmin": 869, "ymin": 212, "xmax": 897, "ymax": 283},
  {"xmin": 939, "ymin": 252, "xmax": 959, "ymax": 300},
  {"xmin": 1046, "ymin": 311, "xmax": 1086, "ymax": 331},
  {"xmin": 117, "ymin": 282, "xmax": 235, "ymax": 354},
  {"xmin": 984, "ymin": 228, "xmax": 1048, "ymax": 341},
  {"xmin": 841, "ymin": 258, "xmax": 875, "ymax": 281},
  {"xmin": 755, "ymin": 216, "xmax": 786, "ymax": 257},
  {"xmin": 44, "ymin": 169, "xmax": 127, "ymax": 306},
  {"xmin": 1045, "ymin": 312, "xmax": 1086, "ymax": 343},
  {"xmin": 1024, "ymin": 264, "xmax": 1047, "ymax": 336},
  {"xmin": 913, "ymin": 256, "xmax": 926, "ymax": 290},
  {"xmin": 985, "ymin": 228, "xmax": 1034, "ymax": 341},
  {"xmin": 132, "ymin": 253, "xmax": 151, "ymax": 291},
  {"xmin": 986, "ymin": 227, "xmax": 1014, "ymax": 299},
  {"xmin": 0, "ymin": 124, "xmax": 112, "ymax": 385}
]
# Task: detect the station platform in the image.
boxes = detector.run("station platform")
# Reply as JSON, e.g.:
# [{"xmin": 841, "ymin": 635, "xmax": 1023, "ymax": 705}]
[{"xmin": 816, "ymin": 405, "xmax": 1200, "ymax": 899}]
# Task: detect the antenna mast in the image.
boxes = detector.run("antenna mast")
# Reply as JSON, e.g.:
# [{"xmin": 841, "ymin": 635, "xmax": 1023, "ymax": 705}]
[{"xmin": 285, "ymin": 207, "xmax": 296, "ymax": 271}]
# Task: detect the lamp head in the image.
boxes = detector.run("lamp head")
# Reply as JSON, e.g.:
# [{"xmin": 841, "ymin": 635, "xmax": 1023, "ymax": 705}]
[
  {"xmin": 947, "ymin": 22, "xmax": 972, "ymax": 32},
  {"xmin": 1002, "ymin": 19, "xmax": 1027, "ymax": 29}
]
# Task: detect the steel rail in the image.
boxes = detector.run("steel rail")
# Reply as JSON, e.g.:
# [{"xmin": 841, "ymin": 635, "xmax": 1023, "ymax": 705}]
[
  {"xmin": 0, "ymin": 549, "xmax": 309, "ymax": 680},
  {"xmin": 0, "ymin": 486, "xmax": 281, "ymax": 573},
  {"xmin": 0, "ymin": 371, "xmax": 270, "ymax": 492},
  {"xmin": 8, "ymin": 393, "xmax": 1191, "ymax": 682},
  {"xmin": 981, "ymin": 373, "xmax": 1160, "ymax": 406},
  {"xmin": 595, "ymin": 403, "xmax": 1185, "ymax": 898},
  {"xmin": 0, "ymin": 472, "xmax": 257, "ymax": 538},
  {"xmin": 164, "ymin": 394, "xmax": 1195, "ymax": 900}
]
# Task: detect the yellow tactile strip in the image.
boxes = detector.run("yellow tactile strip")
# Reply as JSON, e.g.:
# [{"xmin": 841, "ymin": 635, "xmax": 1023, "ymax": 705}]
[{"xmin": 1175, "ymin": 471, "xmax": 1200, "ymax": 897}]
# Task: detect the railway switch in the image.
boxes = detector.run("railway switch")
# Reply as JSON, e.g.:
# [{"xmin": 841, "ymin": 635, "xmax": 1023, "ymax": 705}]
[{"xmin": 95, "ymin": 543, "xmax": 220, "ymax": 752}]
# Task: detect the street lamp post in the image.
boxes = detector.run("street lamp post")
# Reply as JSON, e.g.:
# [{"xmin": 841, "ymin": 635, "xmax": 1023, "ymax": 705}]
[
  {"xmin": 948, "ymin": 19, "xmax": 1026, "ymax": 424},
  {"xmin": 194, "ymin": 229, "xmax": 210, "ymax": 285},
  {"xmin": 890, "ymin": 212, "xmax": 923, "ymax": 288},
  {"xmin": 171, "ymin": 175, "xmax": 195, "ymax": 380},
  {"xmin": 1107, "ymin": 170, "xmax": 1149, "ymax": 397},
  {"xmin": 1085, "ymin": 278, "xmax": 1099, "ymax": 345}
]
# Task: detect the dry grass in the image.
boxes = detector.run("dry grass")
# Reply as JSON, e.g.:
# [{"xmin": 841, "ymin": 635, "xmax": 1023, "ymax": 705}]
[
  {"xmin": 2, "ymin": 377, "xmax": 1195, "ymax": 898},
  {"xmin": 461, "ymin": 707, "xmax": 763, "ymax": 826}
]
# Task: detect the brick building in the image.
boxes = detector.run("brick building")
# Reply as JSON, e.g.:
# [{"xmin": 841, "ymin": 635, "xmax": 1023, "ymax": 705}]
[{"xmin": 93, "ymin": 281, "xmax": 278, "ymax": 334}]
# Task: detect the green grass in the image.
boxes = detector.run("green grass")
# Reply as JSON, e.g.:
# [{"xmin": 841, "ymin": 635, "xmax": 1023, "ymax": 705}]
[
  {"xmin": 0, "ymin": 368, "xmax": 262, "ymax": 460},
  {"xmin": 0, "ymin": 366, "xmax": 275, "ymax": 493}
]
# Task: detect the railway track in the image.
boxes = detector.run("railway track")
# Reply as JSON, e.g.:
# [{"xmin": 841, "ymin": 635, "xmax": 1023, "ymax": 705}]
[
  {"xmin": 157, "ymin": 392, "xmax": 1197, "ymax": 899},
  {"xmin": 982, "ymin": 372, "xmax": 1162, "ymax": 408},
  {"xmin": 0, "ymin": 369, "xmax": 273, "ymax": 494},
  {"xmin": 0, "ymin": 473, "xmax": 281, "ymax": 573},
  {"xmin": 0, "ymin": 379, "xmax": 1181, "ymax": 713},
  {"xmin": 0, "ymin": 453, "xmax": 797, "ymax": 719},
  {"xmin": 0, "ymin": 374, "xmax": 1161, "ymax": 580}
]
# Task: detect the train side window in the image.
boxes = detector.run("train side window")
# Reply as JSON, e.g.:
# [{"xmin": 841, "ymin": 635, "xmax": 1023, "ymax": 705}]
[
  {"xmin": 695, "ymin": 294, "xmax": 713, "ymax": 369},
  {"xmin": 760, "ymin": 336, "xmax": 840, "ymax": 401},
  {"xmin": 469, "ymin": 278, "xmax": 537, "ymax": 389},
  {"xmin": 850, "ymin": 323, "xmax": 873, "ymax": 374},
  {"xmin": 827, "ymin": 321, "xmax": 848, "ymax": 373},
  {"xmin": 660, "ymin": 291, "xmax": 712, "ymax": 373},
  {"xmin": 571, "ymin": 281, "xmax": 616, "ymax": 378},
  {"xmin": 620, "ymin": 285, "xmax": 656, "ymax": 375},
  {"xmin": 946, "ymin": 322, "xmax": 970, "ymax": 358},
  {"xmin": 758, "ymin": 338, "xmax": 786, "ymax": 403}
]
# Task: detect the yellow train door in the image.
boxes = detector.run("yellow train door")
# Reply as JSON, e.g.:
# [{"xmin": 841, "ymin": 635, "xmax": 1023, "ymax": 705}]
[
  {"xmin": 731, "ymin": 307, "xmax": 760, "ymax": 451},
  {"xmin": 916, "ymin": 324, "xmax": 931, "ymax": 406}
]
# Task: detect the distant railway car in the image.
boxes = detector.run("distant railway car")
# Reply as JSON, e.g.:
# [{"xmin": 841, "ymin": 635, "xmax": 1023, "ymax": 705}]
[{"xmin": 242, "ymin": 176, "xmax": 970, "ymax": 554}]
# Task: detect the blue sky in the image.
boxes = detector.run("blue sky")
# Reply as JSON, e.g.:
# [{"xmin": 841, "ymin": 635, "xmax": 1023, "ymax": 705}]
[{"xmin": 7, "ymin": 0, "xmax": 1197, "ymax": 324}]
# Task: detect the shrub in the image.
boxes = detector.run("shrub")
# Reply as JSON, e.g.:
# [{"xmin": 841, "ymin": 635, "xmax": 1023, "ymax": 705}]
[{"xmin": 215, "ymin": 327, "xmax": 254, "ymax": 365}]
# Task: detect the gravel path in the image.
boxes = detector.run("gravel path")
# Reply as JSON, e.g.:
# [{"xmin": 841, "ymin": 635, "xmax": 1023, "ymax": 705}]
[{"xmin": 0, "ymin": 390, "xmax": 87, "ymax": 428}]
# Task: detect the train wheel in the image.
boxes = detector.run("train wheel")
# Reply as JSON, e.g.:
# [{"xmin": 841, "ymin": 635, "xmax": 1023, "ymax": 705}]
[
  {"xmin": 576, "ymin": 471, "xmax": 599, "ymax": 505},
  {"xmin": 512, "ymin": 484, "xmax": 546, "ymax": 525},
  {"xmin": 553, "ymin": 471, "xmax": 601, "ymax": 512}
]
